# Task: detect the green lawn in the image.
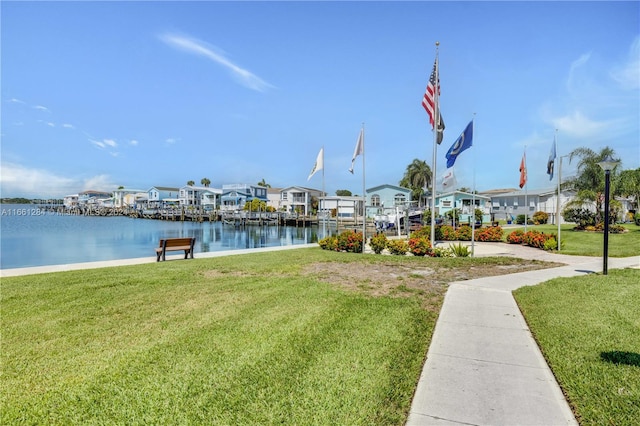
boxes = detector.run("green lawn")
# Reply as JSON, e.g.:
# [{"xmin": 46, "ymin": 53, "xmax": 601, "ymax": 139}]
[
  {"xmin": 514, "ymin": 268, "xmax": 640, "ymax": 425},
  {"xmin": 505, "ymin": 223, "xmax": 640, "ymax": 257},
  {"xmin": 4, "ymin": 248, "xmax": 512, "ymax": 425}
]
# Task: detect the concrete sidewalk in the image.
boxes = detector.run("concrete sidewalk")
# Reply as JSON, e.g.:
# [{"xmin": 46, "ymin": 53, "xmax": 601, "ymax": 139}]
[{"xmin": 406, "ymin": 246, "xmax": 640, "ymax": 426}]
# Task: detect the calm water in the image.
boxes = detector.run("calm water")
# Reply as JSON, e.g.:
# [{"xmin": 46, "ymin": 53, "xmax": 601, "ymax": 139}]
[{"xmin": 0, "ymin": 205, "xmax": 323, "ymax": 269}]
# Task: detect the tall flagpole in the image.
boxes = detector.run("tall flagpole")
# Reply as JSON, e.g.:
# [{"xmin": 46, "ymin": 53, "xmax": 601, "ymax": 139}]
[
  {"xmin": 430, "ymin": 41, "xmax": 440, "ymax": 246},
  {"xmin": 361, "ymin": 123, "xmax": 366, "ymax": 253},
  {"xmin": 555, "ymin": 130, "xmax": 561, "ymax": 250},
  {"xmin": 524, "ymin": 146, "xmax": 528, "ymax": 233},
  {"xmin": 471, "ymin": 114, "xmax": 476, "ymax": 256},
  {"xmin": 322, "ymin": 145, "xmax": 326, "ymax": 238}
]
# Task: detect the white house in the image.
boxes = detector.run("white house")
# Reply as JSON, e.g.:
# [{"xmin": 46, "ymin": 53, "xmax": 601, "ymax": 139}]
[
  {"xmin": 63, "ymin": 194, "xmax": 79, "ymax": 208},
  {"xmin": 365, "ymin": 184, "xmax": 412, "ymax": 218},
  {"xmin": 179, "ymin": 185, "xmax": 222, "ymax": 209},
  {"xmin": 112, "ymin": 188, "xmax": 148, "ymax": 208},
  {"xmin": 320, "ymin": 196, "xmax": 364, "ymax": 219},
  {"xmin": 279, "ymin": 186, "xmax": 324, "ymax": 216},
  {"xmin": 78, "ymin": 190, "xmax": 112, "ymax": 206},
  {"xmin": 481, "ymin": 188, "xmax": 575, "ymax": 224},
  {"xmin": 435, "ymin": 191, "xmax": 492, "ymax": 224},
  {"xmin": 147, "ymin": 186, "xmax": 180, "ymax": 208}
]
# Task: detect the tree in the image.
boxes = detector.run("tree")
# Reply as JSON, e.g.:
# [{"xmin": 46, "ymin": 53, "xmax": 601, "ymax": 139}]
[
  {"xmin": 187, "ymin": 180, "xmax": 195, "ymax": 186},
  {"xmin": 615, "ymin": 168, "xmax": 640, "ymax": 210},
  {"xmin": 399, "ymin": 159, "xmax": 431, "ymax": 205},
  {"xmin": 257, "ymin": 178, "xmax": 271, "ymax": 188},
  {"xmin": 336, "ymin": 189, "xmax": 352, "ymax": 196},
  {"xmin": 564, "ymin": 146, "xmax": 620, "ymax": 222},
  {"xmin": 201, "ymin": 178, "xmax": 211, "ymax": 187}
]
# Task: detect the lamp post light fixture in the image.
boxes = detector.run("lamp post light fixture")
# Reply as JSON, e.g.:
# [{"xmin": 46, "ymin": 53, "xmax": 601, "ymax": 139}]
[{"xmin": 597, "ymin": 155, "xmax": 620, "ymax": 275}]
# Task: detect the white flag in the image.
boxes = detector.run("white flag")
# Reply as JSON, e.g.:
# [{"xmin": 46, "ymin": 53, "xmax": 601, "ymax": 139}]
[
  {"xmin": 442, "ymin": 167, "xmax": 457, "ymax": 190},
  {"xmin": 307, "ymin": 148, "xmax": 324, "ymax": 181},
  {"xmin": 348, "ymin": 128, "xmax": 364, "ymax": 174}
]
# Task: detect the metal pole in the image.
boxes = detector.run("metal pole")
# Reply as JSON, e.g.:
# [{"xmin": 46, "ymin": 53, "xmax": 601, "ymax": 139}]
[
  {"xmin": 603, "ymin": 169, "xmax": 611, "ymax": 275},
  {"xmin": 430, "ymin": 42, "xmax": 440, "ymax": 247}
]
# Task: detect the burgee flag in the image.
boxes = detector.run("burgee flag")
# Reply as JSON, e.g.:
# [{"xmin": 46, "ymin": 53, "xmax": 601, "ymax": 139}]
[
  {"xmin": 308, "ymin": 148, "xmax": 323, "ymax": 181},
  {"xmin": 349, "ymin": 128, "xmax": 364, "ymax": 174},
  {"xmin": 422, "ymin": 58, "xmax": 445, "ymax": 144},
  {"xmin": 547, "ymin": 138, "xmax": 556, "ymax": 181},
  {"xmin": 519, "ymin": 153, "xmax": 527, "ymax": 188},
  {"xmin": 445, "ymin": 121, "xmax": 473, "ymax": 168}
]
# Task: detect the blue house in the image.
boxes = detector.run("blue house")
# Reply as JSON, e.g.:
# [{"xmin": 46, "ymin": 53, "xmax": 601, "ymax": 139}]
[
  {"xmin": 435, "ymin": 191, "xmax": 491, "ymax": 224},
  {"xmin": 365, "ymin": 184, "xmax": 412, "ymax": 218},
  {"xmin": 220, "ymin": 184, "xmax": 268, "ymax": 211}
]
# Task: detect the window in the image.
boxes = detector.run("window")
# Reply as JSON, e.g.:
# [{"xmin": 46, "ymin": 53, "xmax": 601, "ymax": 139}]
[
  {"xmin": 442, "ymin": 200, "xmax": 452, "ymax": 208},
  {"xmin": 371, "ymin": 194, "xmax": 380, "ymax": 207},
  {"xmin": 394, "ymin": 193, "xmax": 406, "ymax": 205},
  {"xmin": 281, "ymin": 192, "xmax": 288, "ymax": 201}
]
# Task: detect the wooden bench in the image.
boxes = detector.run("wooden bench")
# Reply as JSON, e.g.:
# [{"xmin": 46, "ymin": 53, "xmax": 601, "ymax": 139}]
[{"xmin": 155, "ymin": 237, "xmax": 195, "ymax": 262}]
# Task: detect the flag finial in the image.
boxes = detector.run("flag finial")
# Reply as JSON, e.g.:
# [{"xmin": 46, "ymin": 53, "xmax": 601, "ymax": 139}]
[{"xmin": 435, "ymin": 41, "xmax": 439, "ymax": 46}]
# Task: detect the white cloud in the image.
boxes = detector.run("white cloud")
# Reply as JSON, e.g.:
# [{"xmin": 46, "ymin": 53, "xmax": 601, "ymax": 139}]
[
  {"xmin": 552, "ymin": 111, "xmax": 609, "ymax": 138},
  {"xmin": 91, "ymin": 138, "xmax": 118, "ymax": 149},
  {"xmin": 33, "ymin": 105, "xmax": 50, "ymax": 112},
  {"xmin": 165, "ymin": 138, "xmax": 178, "ymax": 145},
  {"xmin": 62, "ymin": 123, "xmax": 75, "ymax": 129},
  {"xmin": 130, "ymin": 139, "xmax": 139, "ymax": 146},
  {"xmin": 9, "ymin": 98, "xmax": 26, "ymax": 104},
  {"xmin": 103, "ymin": 139, "xmax": 117, "ymax": 148},
  {"xmin": 159, "ymin": 33, "xmax": 275, "ymax": 92},
  {"xmin": 566, "ymin": 52, "xmax": 591, "ymax": 91},
  {"xmin": 610, "ymin": 36, "xmax": 640, "ymax": 90}
]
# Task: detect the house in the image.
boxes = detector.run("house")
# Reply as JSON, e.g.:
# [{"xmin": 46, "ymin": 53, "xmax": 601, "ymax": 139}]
[
  {"xmin": 63, "ymin": 194, "xmax": 79, "ymax": 208},
  {"xmin": 179, "ymin": 185, "xmax": 222, "ymax": 209},
  {"xmin": 266, "ymin": 187, "xmax": 283, "ymax": 211},
  {"xmin": 279, "ymin": 186, "xmax": 325, "ymax": 216},
  {"xmin": 112, "ymin": 188, "xmax": 148, "ymax": 208},
  {"xmin": 147, "ymin": 186, "xmax": 180, "ymax": 208},
  {"xmin": 435, "ymin": 191, "xmax": 492, "ymax": 224},
  {"xmin": 365, "ymin": 184, "xmax": 412, "ymax": 218},
  {"xmin": 320, "ymin": 196, "xmax": 364, "ymax": 219},
  {"xmin": 78, "ymin": 190, "xmax": 112, "ymax": 206},
  {"xmin": 481, "ymin": 188, "xmax": 575, "ymax": 224},
  {"xmin": 220, "ymin": 184, "xmax": 268, "ymax": 211}
]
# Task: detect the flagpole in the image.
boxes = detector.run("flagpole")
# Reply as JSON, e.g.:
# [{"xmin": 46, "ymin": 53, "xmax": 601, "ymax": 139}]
[
  {"xmin": 361, "ymin": 123, "xmax": 366, "ymax": 253},
  {"xmin": 555, "ymin": 130, "xmax": 561, "ymax": 250},
  {"xmin": 322, "ymin": 145, "xmax": 326, "ymax": 238},
  {"xmin": 430, "ymin": 41, "xmax": 440, "ymax": 246},
  {"xmin": 524, "ymin": 146, "xmax": 528, "ymax": 233},
  {"xmin": 471, "ymin": 114, "xmax": 476, "ymax": 256}
]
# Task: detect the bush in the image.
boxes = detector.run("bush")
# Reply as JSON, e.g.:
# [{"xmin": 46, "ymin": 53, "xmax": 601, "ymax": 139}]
[
  {"xmin": 563, "ymin": 208, "xmax": 597, "ymax": 229},
  {"xmin": 439, "ymin": 225, "xmax": 457, "ymax": 241},
  {"xmin": 456, "ymin": 225, "xmax": 472, "ymax": 241},
  {"xmin": 432, "ymin": 246, "xmax": 454, "ymax": 257},
  {"xmin": 336, "ymin": 230, "xmax": 363, "ymax": 253},
  {"xmin": 506, "ymin": 229, "xmax": 525, "ymax": 244},
  {"xmin": 532, "ymin": 211, "xmax": 549, "ymax": 224},
  {"xmin": 522, "ymin": 230, "xmax": 556, "ymax": 249},
  {"xmin": 408, "ymin": 237, "xmax": 432, "ymax": 256},
  {"xmin": 369, "ymin": 233, "xmax": 388, "ymax": 254},
  {"xmin": 318, "ymin": 236, "xmax": 338, "ymax": 251},
  {"xmin": 635, "ymin": 212, "xmax": 640, "ymax": 226},
  {"xmin": 449, "ymin": 242, "xmax": 470, "ymax": 257},
  {"xmin": 387, "ymin": 239, "xmax": 409, "ymax": 255},
  {"xmin": 475, "ymin": 226, "xmax": 504, "ymax": 242},
  {"xmin": 516, "ymin": 214, "xmax": 526, "ymax": 225},
  {"xmin": 411, "ymin": 226, "xmax": 431, "ymax": 239},
  {"xmin": 543, "ymin": 237, "xmax": 558, "ymax": 251}
]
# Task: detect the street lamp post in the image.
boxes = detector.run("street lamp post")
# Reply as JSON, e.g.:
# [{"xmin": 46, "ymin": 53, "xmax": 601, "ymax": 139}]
[{"xmin": 597, "ymin": 155, "xmax": 620, "ymax": 275}]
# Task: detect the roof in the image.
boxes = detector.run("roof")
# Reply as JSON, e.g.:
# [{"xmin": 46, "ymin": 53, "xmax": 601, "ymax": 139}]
[{"xmin": 366, "ymin": 183, "xmax": 411, "ymax": 193}]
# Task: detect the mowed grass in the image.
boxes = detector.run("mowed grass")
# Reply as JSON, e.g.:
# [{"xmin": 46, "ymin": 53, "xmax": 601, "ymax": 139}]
[
  {"xmin": 514, "ymin": 268, "xmax": 640, "ymax": 425},
  {"xmin": 509, "ymin": 223, "xmax": 640, "ymax": 257},
  {"xmin": 2, "ymin": 248, "xmax": 442, "ymax": 425}
]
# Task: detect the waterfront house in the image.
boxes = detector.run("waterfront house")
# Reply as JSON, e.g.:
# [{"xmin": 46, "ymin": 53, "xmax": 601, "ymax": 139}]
[
  {"xmin": 266, "ymin": 187, "xmax": 282, "ymax": 211},
  {"xmin": 78, "ymin": 190, "xmax": 112, "ymax": 206},
  {"xmin": 279, "ymin": 186, "xmax": 324, "ymax": 216},
  {"xmin": 179, "ymin": 185, "xmax": 222, "ymax": 209},
  {"xmin": 365, "ymin": 184, "xmax": 412, "ymax": 218},
  {"xmin": 113, "ymin": 188, "xmax": 148, "ymax": 208},
  {"xmin": 147, "ymin": 186, "xmax": 180, "ymax": 208},
  {"xmin": 320, "ymin": 196, "xmax": 364, "ymax": 219},
  {"xmin": 435, "ymin": 191, "xmax": 492, "ymax": 224},
  {"xmin": 480, "ymin": 188, "xmax": 575, "ymax": 224},
  {"xmin": 63, "ymin": 194, "xmax": 79, "ymax": 208},
  {"xmin": 220, "ymin": 184, "xmax": 268, "ymax": 211}
]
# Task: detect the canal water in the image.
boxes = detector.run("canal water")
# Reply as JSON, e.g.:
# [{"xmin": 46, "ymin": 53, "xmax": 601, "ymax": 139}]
[{"xmin": 0, "ymin": 205, "xmax": 325, "ymax": 269}]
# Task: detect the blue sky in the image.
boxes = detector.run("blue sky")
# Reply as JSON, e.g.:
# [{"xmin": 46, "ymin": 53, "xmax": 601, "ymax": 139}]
[{"xmin": 2, "ymin": 1, "xmax": 638, "ymax": 198}]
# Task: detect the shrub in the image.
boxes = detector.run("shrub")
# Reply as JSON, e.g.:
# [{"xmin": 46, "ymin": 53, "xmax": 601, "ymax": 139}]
[
  {"xmin": 449, "ymin": 242, "xmax": 470, "ymax": 257},
  {"xmin": 456, "ymin": 225, "xmax": 472, "ymax": 241},
  {"xmin": 408, "ymin": 236, "xmax": 432, "ymax": 256},
  {"xmin": 411, "ymin": 226, "xmax": 431, "ymax": 239},
  {"xmin": 506, "ymin": 229, "xmax": 525, "ymax": 244},
  {"xmin": 439, "ymin": 225, "xmax": 457, "ymax": 241},
  {"xmin": 563, "ymin": 208, "xmax": 597, "ymax": 229},
  {"xmin": 635, "ymin": 212, "xmax": 640, "ymax": 226},
  {"xmin": 543, "ymin": 237, "xmax": 558, "ymax": 251},
  {"xmin": 369, "ymin": 233, "xmax": 388, "ymax": 254},
  {"xmin": 318, "ymin": 236, "xmax": 338, "ymax": 251},
  {"xmin": 336, "ymin": 230, "xmax": 363, "ymax": 253},
  {"xmin": 532, "ymin": 211, "xmax": 549, "ymax": 224},
  {"xmin": 475, "ymin": 226, "xmax": 504, "ymax": 242},
  {"xmin": 522, "ymin": 230, "xmax": 556, "ymax": 249},
  {"xmin": 432, "ymin": 246, "xmax": 454, "ymax": 257},
  {"xmin": 387, "ymin": 239, "xmax": 409, "ymax": 255},
  {"xmin": 516, "ymin": 214, "xmax": 526, "ymax": 225}
]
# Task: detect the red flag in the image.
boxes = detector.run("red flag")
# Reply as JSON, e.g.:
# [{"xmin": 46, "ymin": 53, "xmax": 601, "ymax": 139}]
[{"xmin": 519, "ymin": 153, "xmax": 527, "ymax": 188}]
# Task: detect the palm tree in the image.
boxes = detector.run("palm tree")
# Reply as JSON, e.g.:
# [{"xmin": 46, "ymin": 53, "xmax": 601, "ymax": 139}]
[
  {"xmin": 257, "ymin": 178, "xmax": 271, "ymax": 188},
  {"xmin": 201, "ymin": 178, "xmax": 211, "ymax": 187},
  {"xmin": 399, "ymin": 159, "xmax": 432, "ymax": 206},
  {"xmin": 615, "ymin": 168, "xmax": 640, "ymax": 211},
  {"xmin": 564, "ymin": 146, "xmax": 620, "ymax": 220},
  {"xmin": 187, "ymin": 180, "xmax": 195, "ymax": 186}
]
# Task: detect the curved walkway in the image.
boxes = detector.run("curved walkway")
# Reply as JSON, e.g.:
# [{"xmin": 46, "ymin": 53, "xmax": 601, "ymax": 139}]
[{"xmin": 407, "ymin": 243, "xmax": 640, "ymax": 426}]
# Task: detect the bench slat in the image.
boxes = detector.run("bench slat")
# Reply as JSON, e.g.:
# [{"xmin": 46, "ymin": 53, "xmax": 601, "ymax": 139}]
[{"xmin": 156, "ymin": 237, "xmax": 195, "ymax": 262}]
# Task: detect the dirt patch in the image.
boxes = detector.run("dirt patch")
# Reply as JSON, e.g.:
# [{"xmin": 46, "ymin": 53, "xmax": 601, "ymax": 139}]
[{"xmin": 303, "ymin": 259, "xmax": 562, "ymax": 312}]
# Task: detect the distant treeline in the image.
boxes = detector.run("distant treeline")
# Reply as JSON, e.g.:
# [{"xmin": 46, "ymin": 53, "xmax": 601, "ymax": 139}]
[{"xmin": 0, "ymin": 198, "xmax": 63, "ymax": 204}]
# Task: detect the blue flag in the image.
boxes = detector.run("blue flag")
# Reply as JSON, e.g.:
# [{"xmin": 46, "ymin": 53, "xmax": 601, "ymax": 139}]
[
  {"xmin": 445, "ymin": 121, "xmax": 473, "ymax": 168},
  {"xmin": 547, "ymin": 137, "xmax": 556, "ymax": 180}
]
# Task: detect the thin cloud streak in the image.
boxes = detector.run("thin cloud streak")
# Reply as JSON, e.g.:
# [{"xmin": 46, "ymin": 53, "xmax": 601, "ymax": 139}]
[{"xmin": 159, "ymin": 33, "xmax": 274, "ymax": 92}]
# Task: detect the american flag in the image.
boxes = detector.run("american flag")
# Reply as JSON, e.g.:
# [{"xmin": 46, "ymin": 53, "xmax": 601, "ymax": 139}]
[{"xmin": 422, "ymin": 58, "xmax": 444, "ymax": 144}]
